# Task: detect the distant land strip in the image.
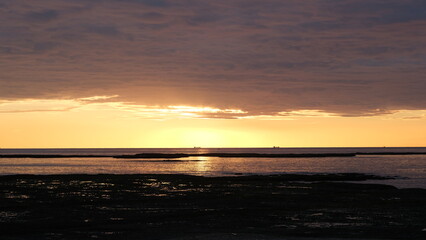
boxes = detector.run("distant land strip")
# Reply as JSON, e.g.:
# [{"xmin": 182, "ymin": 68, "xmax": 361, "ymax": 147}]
[
  {"xmin": 0, "ymin": 155, "xmax": 109, "ymax": 158},
  {"xmin": 113, "ymin": 153, "xmax": 357, "ymax": 158},
  {"xmin": 1, "ymin": 152, "xmax": 426, "ymax": 159},
  {"xmin": 356, "ymin": 152, "xmax": 426, "ymax": 155}
]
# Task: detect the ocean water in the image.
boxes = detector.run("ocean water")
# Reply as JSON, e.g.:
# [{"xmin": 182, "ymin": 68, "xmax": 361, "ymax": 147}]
[{"xmin": 0, "ymin": 147, "xmax": 425, "ymax": 189}]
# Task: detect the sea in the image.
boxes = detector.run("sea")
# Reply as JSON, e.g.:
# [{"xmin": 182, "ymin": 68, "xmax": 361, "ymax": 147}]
[{"xmin": 0, "ymin": 147, "xmax": 425, "ymax": 189}]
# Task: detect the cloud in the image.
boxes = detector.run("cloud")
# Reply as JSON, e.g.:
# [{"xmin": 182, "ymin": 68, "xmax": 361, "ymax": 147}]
[
  {"xmin": 85, "ymin": 25, "xmax": 121, "ymax": 36},
  {"xmin": 0, "ymin": 98, "xmax": 249, "ymax": 119},
  {"xmin": 0, "ymin": 99, "xmax": 80, "ymax": 113},
  {"xmin": 121, "ymin": 0, "xmax": 170, "ymax": 8},
  {"xmin": 137, "ymin": 12, "xmax": 166, "ymax": 23},
  {"xmin": 2, "ymin": 97, "xmax": 425, "ymax": 121},
  {"xmin": 0, "ymin": 0, "xmax": 426, "ymax": 117},
  {"xmin": 25, "ymin": 9, "xmax": 59, "ymax": 22},
  {"xmin": 326, "ymin": 0, "xmax": 426, "ymax": 24},
  {"xmin": 78, "ymin": 95, "xmax": 119, "ymax": 101}
]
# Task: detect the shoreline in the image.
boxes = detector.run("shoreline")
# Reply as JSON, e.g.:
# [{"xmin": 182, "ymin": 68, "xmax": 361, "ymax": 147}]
[{"xmin": 0, "ymin": 172, "xmax": 396, "ymax": 181}]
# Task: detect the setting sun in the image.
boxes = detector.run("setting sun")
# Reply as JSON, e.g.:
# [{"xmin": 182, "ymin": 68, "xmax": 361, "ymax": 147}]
[{"xmin": 180, "ymin": 129, "xmax": 223, "ymax": 147}]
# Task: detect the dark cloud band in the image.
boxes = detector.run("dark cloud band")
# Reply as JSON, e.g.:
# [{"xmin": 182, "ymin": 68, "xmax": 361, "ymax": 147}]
[{"xmin": 1, "ymin": 0, "xmax": 425, "ymax": 117}]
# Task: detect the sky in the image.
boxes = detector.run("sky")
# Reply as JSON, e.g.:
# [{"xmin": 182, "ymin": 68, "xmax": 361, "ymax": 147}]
[{"xmin": 1, "ymin": 0, "xmax": 426, "ymax": 148}]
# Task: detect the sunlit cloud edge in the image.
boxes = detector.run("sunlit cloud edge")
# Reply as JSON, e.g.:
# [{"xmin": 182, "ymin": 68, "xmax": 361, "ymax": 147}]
[{"xmin": 0, "ymin": 97, "xmax": 425, "ymax": 120}]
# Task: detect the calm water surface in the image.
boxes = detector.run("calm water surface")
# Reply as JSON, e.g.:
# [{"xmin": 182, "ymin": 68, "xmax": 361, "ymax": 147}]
[{"xmin": 1, "ymin": 148, "xmax": 425, "ymax": 188}]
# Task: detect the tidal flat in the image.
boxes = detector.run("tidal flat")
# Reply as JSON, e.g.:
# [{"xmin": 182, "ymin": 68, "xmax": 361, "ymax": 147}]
[{"xmin": 0, "ymin": 174, "xmax": 425, "ymax": 240}]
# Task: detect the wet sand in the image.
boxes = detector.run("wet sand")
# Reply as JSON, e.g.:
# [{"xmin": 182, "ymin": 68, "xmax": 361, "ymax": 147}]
[{"xmin": 0, "ymin": 173, "xmax": 425, "ymax": 240}]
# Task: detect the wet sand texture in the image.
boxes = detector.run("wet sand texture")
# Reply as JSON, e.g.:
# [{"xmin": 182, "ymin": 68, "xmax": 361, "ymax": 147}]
[{"xmin": 0, "ymin": 174, "xmax": 425, "ymax": 239}]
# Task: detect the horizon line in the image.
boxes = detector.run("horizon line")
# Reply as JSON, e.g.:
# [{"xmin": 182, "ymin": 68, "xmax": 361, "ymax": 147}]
[{"xmin": 2, "ymin": 146, "xmax": 426, "ymax": 149}]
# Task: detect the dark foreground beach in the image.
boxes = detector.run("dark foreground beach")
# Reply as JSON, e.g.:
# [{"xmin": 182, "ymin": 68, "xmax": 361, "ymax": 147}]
[{"xmin": 1, "ymin": 174, "xmax": 425, "ymax": 240}]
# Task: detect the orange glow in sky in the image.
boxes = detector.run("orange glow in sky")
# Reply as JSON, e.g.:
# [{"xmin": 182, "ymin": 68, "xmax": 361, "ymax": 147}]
[{"xmin": 1, "ymin": 98, "xmax": 425, "ymax": 148}]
